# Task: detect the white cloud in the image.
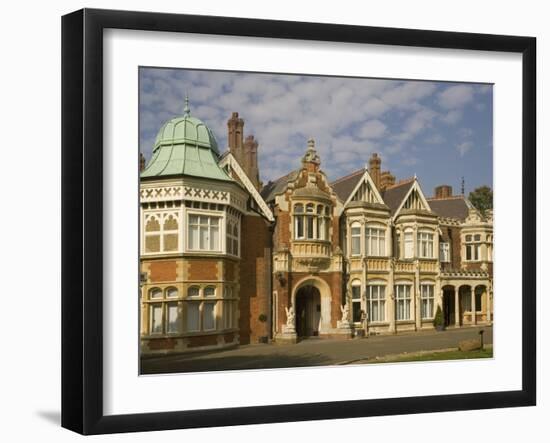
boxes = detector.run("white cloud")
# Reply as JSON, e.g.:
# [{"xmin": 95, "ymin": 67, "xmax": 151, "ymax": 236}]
[
  {"xmin": 456, "ymin": 141, "xmax": 474, "ymax": 156},
  {"xmin": 356, "ymin": 119, "xmax": 387, "ymax": 139},
  {"xmin": 438, "ymin": 85, "xmax": 474, "ymax": 109},
  {"xmin": 441, "ymin": 109, "xmax": 463, "ymax": 125}
]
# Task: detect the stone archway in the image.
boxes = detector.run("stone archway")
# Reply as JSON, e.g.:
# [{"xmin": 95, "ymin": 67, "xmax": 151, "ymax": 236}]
[{"xmin": 292, "ymin": 277, "xmax": 332, "ymax": 335}]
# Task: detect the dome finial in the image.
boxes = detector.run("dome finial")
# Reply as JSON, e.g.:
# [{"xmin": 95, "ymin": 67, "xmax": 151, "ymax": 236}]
[{"xmin": 183, "ymin": 94, "xmax": 191, "ymax": 116}]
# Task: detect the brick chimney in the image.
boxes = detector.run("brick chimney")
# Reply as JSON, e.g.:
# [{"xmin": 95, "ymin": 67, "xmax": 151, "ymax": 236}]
[
  {"xmin": 243, "ymin": 135, "xmax": 261, "ymax": 190},
  {"xmin": 139, "ymin": 152, "xmax": 146, "ymax": 172},
  {"xmin": 227, "ymin": 112, "xmax": 244, "ymax": 164},
  {"xmin": 368, "ymin": 153, "xmax": 381, "ymax": 189},
  {"xmin": 227, "ymin": 112, "xmax": 262, "ymax": 189},
  {"xmin": 434, "ymin": 185, "xmax": 453, "ymax": 199},
  {"xmin": 379, "ymin": 171, "xmax": 395, "ymax": 191}
]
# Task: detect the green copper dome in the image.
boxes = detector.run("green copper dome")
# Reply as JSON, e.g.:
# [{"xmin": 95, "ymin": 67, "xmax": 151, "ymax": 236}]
[{"xmin": 141, "ymin": 98, "xmax": 231, "ymax": 181}]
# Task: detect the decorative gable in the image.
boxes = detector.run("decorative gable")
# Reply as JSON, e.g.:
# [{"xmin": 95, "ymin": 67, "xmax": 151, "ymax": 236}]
[
  {"xmin": 394, "ymin": 180, "xmax": 432, "ymax": 217},
  {"xmin": 345, "ymin": 169, "xmax": 385, "ymax": 206}
]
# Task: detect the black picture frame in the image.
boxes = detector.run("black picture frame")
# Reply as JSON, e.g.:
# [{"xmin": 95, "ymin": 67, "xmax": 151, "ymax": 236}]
[{"xmin": 61, "ymin": 8, "xmax": 536, "ymax": 435}]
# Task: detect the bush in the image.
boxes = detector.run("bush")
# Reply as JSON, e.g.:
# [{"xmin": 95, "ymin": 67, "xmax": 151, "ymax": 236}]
[{"xmin": 433, "ymin": 305, "xmax": 444, "ymax": 329}]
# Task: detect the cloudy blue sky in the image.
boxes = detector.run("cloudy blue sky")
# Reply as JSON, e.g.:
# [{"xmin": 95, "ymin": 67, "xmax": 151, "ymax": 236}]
[{"xmin": 139, "ymin": 67, "xmax": 493, "ymax": 196}]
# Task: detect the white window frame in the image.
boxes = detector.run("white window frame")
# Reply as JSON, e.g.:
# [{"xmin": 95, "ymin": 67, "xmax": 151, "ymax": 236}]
[
  {"xmin": 367, "ymin": 284, "xmax": 386, "ymax": 322},
  {"xmin": 420, "ymin": 283, "xmax": 435, "ymax": 319},
  {"xmin": 143, "ymin": 211, "xmax": 181, "ymax": 254},
  {"xmin": 351, "ymin": 222, "xmax": 361, "ymax": 256},
  {"xmin": 366, "ymin": 226, "xmax": 386, "ymax": 257},
  {"xmin": 404, "ymin": 229, "xmax": 414, "ymax": 259},
  {"xmin": 439, "ymin": 242, "xmax": 450, "ymax": 263},
  {"xmin": 465, "ymin": 233, "xmax": 482, "ymax": 261},
  {"xmin": 294, "ymin": 204, "xmax": 305, "ymax": 240},
  {"xmin": 395, "ymin": 284, "xmax": 412, "ymax": 320},
  {"xmin": 186, "ymin": 211, "xmax": 222, "ymax": 252},
  {"xmin": 418, "ymin": 230, "xmax": 434, "ymax": 258}
]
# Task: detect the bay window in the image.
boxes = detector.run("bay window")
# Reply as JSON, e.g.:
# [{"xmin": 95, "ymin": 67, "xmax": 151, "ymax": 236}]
[
  {"xmin": 147, "ymin": 287, "xmax": 181, "ymax": 335},
  {"xmin": 294, "ymin": 203, "xmax": 331, "ymax": 240},
  {"xmin": 188, "ymin": 214, "xmax": 220, "ymax": 251},
  {"xmin": 184, "ymin": 286, "xmax": 219, "ymax": 332}
]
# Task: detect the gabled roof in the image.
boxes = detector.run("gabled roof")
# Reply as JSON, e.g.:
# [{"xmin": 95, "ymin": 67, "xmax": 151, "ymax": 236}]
[
  {"xmin": 260, "ymin": 169, "xmax": 300, "ymax": 203},
  {"xmin": 330, "ymin": 169, "xmax": 365, "ymax": 202},
  {"xmin": 381, "ymin": 178, "xmax": 416, "ymax": 216},
  {"xmin": 218, "ymin": 152, "xmax": 274, "ymax": 222},
  {"xmin": 390, "ymin": 179, "xmax": 433, "ymax": 218},
  {"xmin": 427, "ymin": 196, "xmax": 471, "ymax": 221}
]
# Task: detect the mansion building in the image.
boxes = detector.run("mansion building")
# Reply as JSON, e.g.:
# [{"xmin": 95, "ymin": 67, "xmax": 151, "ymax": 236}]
[{"xmin": 139, "ymin": 102, "xmax": 493, "ymax": 354}]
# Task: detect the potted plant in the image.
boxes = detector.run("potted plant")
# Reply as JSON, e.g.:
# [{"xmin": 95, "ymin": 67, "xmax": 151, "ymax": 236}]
[{"xmin": 433, "ymin": 305, "xmax": 445, "ymax": 331}]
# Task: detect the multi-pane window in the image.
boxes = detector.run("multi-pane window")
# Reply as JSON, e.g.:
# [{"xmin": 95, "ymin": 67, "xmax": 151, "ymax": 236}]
[
  {"xmin": 440, "ymin": 242, "xmax": 450, "ymax": 262},
  {"xmin": 465, "ymin": 234, "xmax": 481, "ymax": 261},
  {"xmin": 351, "ymin": 280, "xmax": 362, "ymax": 322},
  {"xmin": 367, "ymin": 284, "xmax": 386, "ymax": 322},
  {"xmin": 395, "ymin": 231, "xmax": 401, "ymax": 258},
  {"xmin": 420, "ymin": 284, "xmax": 435, "ymax": 319},
  {"xmin": 184, "ymin": 286, "xmax": 225, "ymax": 332},
  {"xmin": 395, "ymin": 284, "xmax": 412, "ymax": 320},
  {"xmin": 147, "ymin": 287, "xmax": 181, "ymax": 335},
  {"xmin": 293, "ymin": 203, "xmax": 331, "ymax": 240},
  {"xmin": 188, "ymin": 214, "xmax": 220, "ymax": 251},
  {"xmin": 226, "ymin": 221, "xmax": 240, "ymax": 256},
  {"xmin": 351, "ymin": 222, "xmax": 361, "ymax": 256},
  {"xmin": 404, "ymin": 230, "xmax": 414, "ymax": 258},
  {"xmin": 294, "ymin": 204, "xmax": 304, "ymax": 239},
  {"xmin": 366, "ymin": 227, "xmax": 386, "ymax": 256},
  {"xmin": 418, "ymin": 231, "xmax": 434, "ymax": 258},
  {"xmin": 144, "ymin": 213, "xmax": 180, "ymax": 253}
]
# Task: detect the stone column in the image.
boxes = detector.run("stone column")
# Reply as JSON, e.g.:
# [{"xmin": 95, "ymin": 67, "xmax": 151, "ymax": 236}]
[
  {"xmin": 454, "ymin": 286, "xmax": 460, "ymax": 327},
  {"xmin": 471, "ymin": 286, "xmax": 477, "ymax": 325},
  {"xmin": 414, "ymin": 262, "xmax": 421, "ymax": 330},
  {"xmin": 485, "ymin": 286, "xmax": 491, "ymax": 324},
  {"xmin": 388, "ymin": 262, "xmax": 396, "ymax": 333}
]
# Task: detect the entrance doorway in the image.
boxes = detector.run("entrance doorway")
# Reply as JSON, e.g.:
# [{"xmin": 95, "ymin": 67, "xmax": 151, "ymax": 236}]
[
  {"xmin": 443, "ymin": 287, "xmax": 457, "ymax": 327},
  {"xmin": 295, "ymin": 285, "xmax": 321, "ymax": 338}
]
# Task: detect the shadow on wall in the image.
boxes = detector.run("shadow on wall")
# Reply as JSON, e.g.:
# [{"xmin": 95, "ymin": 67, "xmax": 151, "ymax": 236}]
[{"xmin": 140, "ymin": 352, "xmax": 332, "ymax": 375}]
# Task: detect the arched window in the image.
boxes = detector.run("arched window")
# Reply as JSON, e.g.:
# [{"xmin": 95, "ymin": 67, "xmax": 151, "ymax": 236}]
[
  {"xmin": 149, "ymin": 287, "xmax": 162, "ymax": 299},
  {"xmin": 351, "ymin": 222, "xmax": 361, "ymax": 256},
  {"xmin": 187, "ymin": 286, "xmax": 200, "ymax": 298},
  {"xmin": 166, "ymin": 287, "xmax": 178, "ymax": 298},
  {"xmin": 144, "ymin": 216, "xmax": 161, "ymax": 253},
  {"xmin": 204, "ymin": 286, "xmax": 216, "ymax": 297}
]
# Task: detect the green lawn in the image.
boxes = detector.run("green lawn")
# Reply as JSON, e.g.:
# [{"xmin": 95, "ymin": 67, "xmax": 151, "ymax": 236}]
[{"xmin": 367, "ymin": 346, "xmax": 493, "ymax": 364}]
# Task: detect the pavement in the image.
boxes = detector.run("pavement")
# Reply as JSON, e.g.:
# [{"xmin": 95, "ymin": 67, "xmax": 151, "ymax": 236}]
[{"xmin": 140, "ymin": 325, "xmax": 493, "ymax": 374}]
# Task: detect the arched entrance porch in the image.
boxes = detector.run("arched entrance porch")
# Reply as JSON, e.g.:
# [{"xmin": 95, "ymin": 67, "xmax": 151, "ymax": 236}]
[
  {"xmin": 292, "ymin": 277, "xmax": 332, "ymax": 338},
  {"xmin": 295, "ymin": 286, "xmax": 321, "ymax": 337}
]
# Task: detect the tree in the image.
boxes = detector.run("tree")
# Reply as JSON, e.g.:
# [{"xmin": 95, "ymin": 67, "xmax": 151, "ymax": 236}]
[{"xmin": 469, "ymin": 186, "xmax": 493, "ymax": 215}]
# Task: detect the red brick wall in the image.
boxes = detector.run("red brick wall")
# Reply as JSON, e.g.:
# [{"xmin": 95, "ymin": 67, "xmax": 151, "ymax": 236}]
[
  {"xmin": 239, "ymin": 214, "xmax": 272, "ymax": 344},
  {"xmin": 440, "ymin": 225, "xmax": 462, "ymax": 271},
  {"xmin": 149, "ymin": 260, "xmax": 177, "ymax": 282},
  {"xmin": 188, "ymin": 259, "xmax": 219, "ymax": 280}
]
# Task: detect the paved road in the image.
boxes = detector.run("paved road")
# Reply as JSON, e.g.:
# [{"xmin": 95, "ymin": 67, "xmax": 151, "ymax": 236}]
[{"xmin": 141, "ymin": 326, "xmax": 492, "ymax": 374}]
